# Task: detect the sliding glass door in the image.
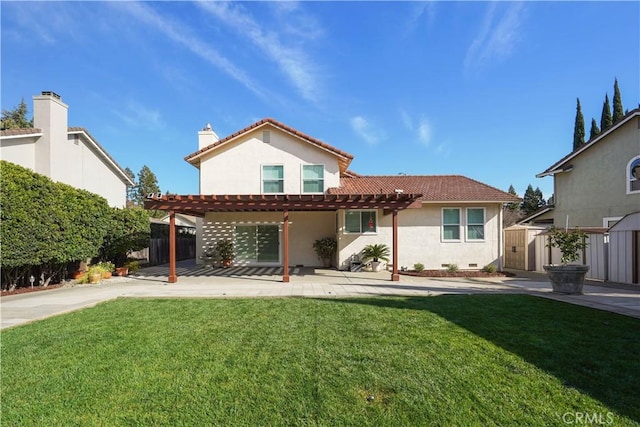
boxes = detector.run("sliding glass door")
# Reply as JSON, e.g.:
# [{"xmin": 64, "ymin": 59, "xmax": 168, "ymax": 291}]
[{"xmin": 235, "ymin": 225, "xmax": 280, "ymax": 264}]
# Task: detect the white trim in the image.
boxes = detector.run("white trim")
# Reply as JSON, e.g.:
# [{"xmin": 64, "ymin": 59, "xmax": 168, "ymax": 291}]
[
  {"xmin": 261, "ymin": 164, "xmax": 284, "ymax": 194},
  {"xmin": 0, "ymin": 132, "xmax": 43, "ymax": 140},
  {"xmin": 626, "ymin": 155, "xmax": 640, "ymax": 195},
  {"xmin": 441, "ymin": 207, "xmax": 461, "ymax": 242},
  {"xmin": 465, "ymin": 207, "xmax": 486, "ymax": 242},
  {"xmin": 603, "ymin": 216, "xmax": 623, "ymax": 228},
  {"xmin": 301, "ymin": 163, "xmax": 325, "ymax": 194}
]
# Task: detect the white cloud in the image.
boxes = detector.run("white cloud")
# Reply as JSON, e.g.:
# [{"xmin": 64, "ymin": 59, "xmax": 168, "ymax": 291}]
[
  {"xmin": 114, "ymin": 99, "xmax": 163, "ymax": 130},
  {"xmin": 400, "ymin": 110, "xmax": 413, "ymax": 131},
  {"xmin": 113, "ymin": 2, "xmax": 266, "ymax": 99},
  {"xmin": 417, "ymin": 118, "xmax": 431, "ymax": 146},
  {"xmin": 406, "ymin": 1, "xmax": 437, "ymax": 33},
  {"xmin": 196, "ymin": 1, "xmax": 322, "ymax": 103},
  {"xmin": 464, "ymin": 2, "xmax": 526, "ymax": 72},
  {"xmin": 350, "ymin": 116, "xmax": 381, "ymax": 145}
]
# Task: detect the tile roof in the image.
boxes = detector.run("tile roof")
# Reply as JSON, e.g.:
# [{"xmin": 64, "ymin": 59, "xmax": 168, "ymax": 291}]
[
  {"xmin": 0, "ymin": 127, "xmax": 42, "ymax": 136},
  {"xmin": 328, "ymin": 175, "xmax": 519, "ymax": 202},
  {"xmin": 185, "ymin": 118, "xmax": 354, "ymax": 171}
]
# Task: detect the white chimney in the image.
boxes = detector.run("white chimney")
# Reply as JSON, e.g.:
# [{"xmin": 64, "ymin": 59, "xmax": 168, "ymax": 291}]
[
  {"xmin": 33, "ymin": 91, "xmax": 68, "ymax": 178},
  {"xmin": 198, "ymin": 123, "xmax": 219, "ymax": 150}
]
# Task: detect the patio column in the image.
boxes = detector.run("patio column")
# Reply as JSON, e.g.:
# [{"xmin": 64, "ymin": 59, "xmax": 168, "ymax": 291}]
[
  {"xmin": 282, "ymin": 209, "xmax": 290, "ymax": 282},
  {"xmin": 168, "ymin": 210, "xmax": 177, "ymax": 283},
  {"xmin": 391, "ymin": 209, "xmax": 399, "ymax": 281}
]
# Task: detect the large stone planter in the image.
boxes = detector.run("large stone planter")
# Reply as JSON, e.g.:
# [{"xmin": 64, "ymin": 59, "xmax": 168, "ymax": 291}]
[{"xmin": 543, "ymin": 264, "xmax": 590, "ymax": 295}]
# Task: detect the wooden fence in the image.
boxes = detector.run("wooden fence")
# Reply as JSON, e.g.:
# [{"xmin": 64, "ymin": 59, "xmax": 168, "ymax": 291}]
[{"xmin": 130, "ymin": 237, "xmax": 196, "ymax": 266}]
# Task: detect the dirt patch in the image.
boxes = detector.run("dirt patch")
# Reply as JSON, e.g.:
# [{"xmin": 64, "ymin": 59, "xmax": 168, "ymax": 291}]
[{"xmin": 400, "ymin": 270, "xmax": 513, "ymax": 278}]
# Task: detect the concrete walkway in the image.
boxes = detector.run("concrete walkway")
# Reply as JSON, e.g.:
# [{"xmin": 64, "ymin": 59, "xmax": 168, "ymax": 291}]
[{"xmin": 2, "ymin": 263, "xmax": 639, "ymax": 329}]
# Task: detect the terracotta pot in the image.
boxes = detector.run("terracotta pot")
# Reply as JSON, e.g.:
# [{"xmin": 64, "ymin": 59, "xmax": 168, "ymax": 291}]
[
  {"xmin": 116, "ymin": 267, "xmax": 129, "ymax": 276},
  {"xmin": 72, "ymin": 270, "xmax": 85, "ymax": 280},
  {"xmin": 89, "ymin": 273, "xmax": 102, "ymax": 284},
  {"xmin": 221, "ymin": 259, "xmax": 232, "ymax": 268},
  {"xmin": 102, "ymin": 271, "xmax": 112, "ymax": 279}
]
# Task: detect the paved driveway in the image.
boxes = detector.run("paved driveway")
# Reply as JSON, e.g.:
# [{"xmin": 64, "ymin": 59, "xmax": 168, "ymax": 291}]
[{"xmin": 2, "ymin": 264, "xmax": 639, "ymax": 329}]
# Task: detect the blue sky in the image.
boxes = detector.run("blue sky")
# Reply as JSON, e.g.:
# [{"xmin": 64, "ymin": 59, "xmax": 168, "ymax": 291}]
[{"xmin": 2, "ymin": 1, "xmax": 638, "ymax": 200}]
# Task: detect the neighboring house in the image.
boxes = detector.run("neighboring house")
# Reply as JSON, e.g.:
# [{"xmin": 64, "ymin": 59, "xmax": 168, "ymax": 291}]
[
  {"xmin": 535, "ymin": 108, "xmax": 640, "ymax": 228},
  {"xmin": 0, "ymin": 91, "xmax": 133, "ymax": 207},
  {"xmin": 146, "ymin": 118, "xmax": 517, "ymax": 281}
]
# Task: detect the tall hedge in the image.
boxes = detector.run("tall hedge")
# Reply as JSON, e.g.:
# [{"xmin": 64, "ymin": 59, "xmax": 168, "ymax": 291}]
[
  {"xmin": 1, "ymin": 161, "xmax": 111, "ymax": 287},
  {"xmin": 98, "ymin": 207, "xmax": 150, "ymax": 267}
]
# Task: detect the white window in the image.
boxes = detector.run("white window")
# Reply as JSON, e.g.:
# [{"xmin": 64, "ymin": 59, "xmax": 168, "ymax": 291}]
[
  {"xmin": 345, "ymin": 210, "xmax": 377, "ymax": 234},
  {"xmin": 302, "ymin": 165, "xmax": 324, "ymax": 193},
  {"xmin": 442, "ymin": 208, "xmax": 461, "ymax": 241},
  {"xmin": 603, "ymin": 216, "xmax": 622, "ymax": 228},
  {"xmin": 466, "ymin": 208, "xmax": 485, "ymax": 241},
  {"xmin": 627, "ymin": 156, "xmax": 640, "ymax": 194},
  {"xmin": 262, "ymin": 165, "xmax": 283, "ymax": 193}
]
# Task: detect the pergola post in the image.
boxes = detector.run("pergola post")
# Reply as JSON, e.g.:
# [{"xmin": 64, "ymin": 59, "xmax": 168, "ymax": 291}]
[
  {"xmin": 391, "ymin": 209, "xmax": 399, "ymax": 281},
  {"xmin": 168, "ymin": 210, "xmax": 178, "ymax": 283},
  {"xmin": 282, "ymin": 209, "xmax": 290, "ymax": 283}
]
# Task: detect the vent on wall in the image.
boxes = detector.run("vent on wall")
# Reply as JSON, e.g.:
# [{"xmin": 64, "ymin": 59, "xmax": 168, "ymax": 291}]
[
  {"xmin": 263, "ymin": 131, "xmax": 270, "ymax": 143},
  {"xmin": 468, "ymin": 263, "xmax": 478, "ymax": 268}
]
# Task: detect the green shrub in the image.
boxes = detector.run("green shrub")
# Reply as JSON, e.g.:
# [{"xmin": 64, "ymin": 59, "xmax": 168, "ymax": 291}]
[
  {"xmin": 482, "ymin": 263, "xmax": 497, "ymax": 273},
  {"xmin": 125, "ymin": 260, "xmax": 140, "ymax": 273},
  {"xmin": 98, "ymin": 207, "xmax": 150, "ymax": 267},
  {"xmin": 413, "ymin": 263, "xmax": 425, "ymax": 272},
  {"xmin": 446, "ymin": 264, "xmax": 459, "ymax": 273}
]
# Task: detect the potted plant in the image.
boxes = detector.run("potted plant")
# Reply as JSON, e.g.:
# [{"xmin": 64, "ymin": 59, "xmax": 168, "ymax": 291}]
[
  {"xmin": 116, "ymin": 265, "xmax": 129, "ymax": 276},
  {"xmin": 88, "ymin": 265, "xmax": 104, "ymax": 284},
  {"xmin": 313, "ymin": 237, "xmax": 337, "ymax": 268},
  {"xmin": 543, "ymin": 226, "xmax": 589, "ymax": 294},
  {"xmin": 361, "ymin": 243, "xmax": 391, "ymax": 272},
  {"xmin": 216, "ymin": 239, "xmax": 235, "ymax": 268},
  {"xmin": 97, "ymin": 261, "xmax": 114, "ymax": 279}
]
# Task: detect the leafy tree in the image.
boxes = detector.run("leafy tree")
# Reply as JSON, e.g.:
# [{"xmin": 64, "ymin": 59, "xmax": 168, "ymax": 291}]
[
  {"xmin": 572, "ymin": 98, "xmax": 585, "ymax": 150},
  {"xmin": 98, "ymin": 207, "xmax": 150, "ymax": 267},
  {"xmin": 521, "ymin": 184, "xmax": 545, "ymax": 216},
  {"xmin": 600, "ymin": 94, "xmax": 613, "ymax": 131},
  {"xmin": 0, "ymin": 161, "xmax": 111, "ymax": 288},
  {"xmin": 1, "ymin": 99, "xmax": 33, "ymax": 129},
  {"xmin": 135, "ymin": 165, "xmax": 161, "ymax": 206},
  {"xmin": 612, "ymin": 78, "xmax": 624, "ymax": 124},
  {"xmin": 589, "ymin": 118, "xmax": 600, "ymax": 140}
]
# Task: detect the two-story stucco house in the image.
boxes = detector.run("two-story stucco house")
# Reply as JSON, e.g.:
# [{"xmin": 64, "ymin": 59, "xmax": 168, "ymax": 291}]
[
  {"xmin": 532, "ymin": 108, "xmax": 640, "ymax": 228},
  {"xmin": 0, "ymin": 92, "xmax": 133, "ymax": 207},
  {"xmin": 145, "ymin": 118, "xmax": 517, "ymax": 282}
]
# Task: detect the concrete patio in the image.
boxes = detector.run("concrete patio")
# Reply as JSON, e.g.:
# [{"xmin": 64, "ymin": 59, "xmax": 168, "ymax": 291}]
[{"xmin": 2, "ymin": 260, "xmax": 639, "ymax": 330}]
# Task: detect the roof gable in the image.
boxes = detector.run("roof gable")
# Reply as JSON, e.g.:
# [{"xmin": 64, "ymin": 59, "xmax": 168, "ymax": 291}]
[
  {"xmin": 329, "ymin": 175, "xmax": 519, "ymax": 203},
  {"xmin": 185, "ymin": 118, "xmax": 353, "ymax": 173},
  {"xmin": 538, "ymin": 108, "xmax": 640, "ymax": 177}
]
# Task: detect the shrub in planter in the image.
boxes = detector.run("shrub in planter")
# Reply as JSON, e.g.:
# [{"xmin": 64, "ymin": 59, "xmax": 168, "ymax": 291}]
[
  {"xmin": 544, "ymin": 226, "xmax": 589, "ymax": 294},
  {"xmin": 482, "ymin": 263, "xmax": 497, "ymax": 273},
  {"xmin": 413, "ymin": 263, "xmax": 425, "ymax": 272},
  {"xmin": 361, "ymin": 244, "xmax": 390, "ymax": 272},
  {"xmin": 313, "ymin": 237, "xmax": 337, "ymax": 268},
  {"xmin": 446, "ymin": 264, "xmax": 459, "ymax": 273}
]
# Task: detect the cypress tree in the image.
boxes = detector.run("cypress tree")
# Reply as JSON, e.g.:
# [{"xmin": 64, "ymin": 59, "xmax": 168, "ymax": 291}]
[
  {"xmin": 600, "ymin": 94, "xmax": 613, "ymax": 131},
  {"xmin": 612, "ymin": 78, "xmax": 624, "ymax": 124},
  {"xmin": 589, "ymin": 118, "xmax": 600, "ymax": 140},
  {"xmin": 573, "ymin": 98, "xmax": 585, "ymax": 150},
  {"xmin": 506, "ymin": 185, "xmax": 519, "ymax": 211}
]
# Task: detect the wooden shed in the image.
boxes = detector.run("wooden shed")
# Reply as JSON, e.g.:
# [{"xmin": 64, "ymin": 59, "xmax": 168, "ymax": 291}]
[
  {"xmin": 504, "ymin": 225, "xmax": 545, "ymax": 270},
  {"xmin": 608, "ymin": 212, "xmax": 640, "ymax": 285}
]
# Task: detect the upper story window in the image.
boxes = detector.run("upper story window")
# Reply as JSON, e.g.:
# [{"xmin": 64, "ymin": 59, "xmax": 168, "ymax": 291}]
[
  {"xmin": 302, "ymin": 165, "xmax": 324, "ymax": 193},
  {"xmin": 466, "ymin": 208, "xmax": 485, "ymax": 241},
  {"xmin": 442, "ymin": 208, "xmax": 461, "ymax": 241},
  {"xmin": 628, "ymin": 156, "xmax": 640, "ymax": 194},
  {"xmin": 262, "ymin": 165, "xmax": 283, "ymax": 193},
  {"xmin": 345, "ymin": 210, "xmax": 377, "ymax": 234}
]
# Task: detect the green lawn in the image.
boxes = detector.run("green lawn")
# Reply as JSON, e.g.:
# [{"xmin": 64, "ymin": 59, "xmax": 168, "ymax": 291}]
[{"xmin": 2, "ymin": 295, "xmax": 639, "ymax": 426}]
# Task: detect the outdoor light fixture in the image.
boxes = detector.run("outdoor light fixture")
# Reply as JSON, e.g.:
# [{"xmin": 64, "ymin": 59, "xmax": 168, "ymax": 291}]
[{"xmin": 29, "ymin": 275, "xmax": 35, "ymax": 288}]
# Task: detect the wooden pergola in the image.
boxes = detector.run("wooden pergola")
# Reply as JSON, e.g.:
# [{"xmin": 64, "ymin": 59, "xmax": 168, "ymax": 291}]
[{"xmin": 144, "ymin": 193, "xmax": 423, "ymax": 283}]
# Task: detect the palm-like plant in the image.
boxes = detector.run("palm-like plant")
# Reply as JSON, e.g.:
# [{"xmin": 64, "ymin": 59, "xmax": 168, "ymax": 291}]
[{"xmin": 361, "ymin": 244, "xmax": 390, "ymax": 263}]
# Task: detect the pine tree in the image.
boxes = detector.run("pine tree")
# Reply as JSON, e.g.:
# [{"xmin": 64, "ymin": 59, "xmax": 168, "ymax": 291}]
[
  {"xmin": 600, "ymin": 94, "xmax": 613, "ymax": 131},
  {"xmin": 572, "ymin": 98, "xmax": 585, "ymax": 150},
  {"xmin": 506, "ymin": 185, "xmax": 519, "ymax": 211},
  {"xmin": 521, "ymin": 184, "xmax": 544, "ymax": 216},
  {"xmin": 136, "ymin": 165, "xmax": 161, "ymax": 206},
  {"xmin": 589, "ymin": 118, "xmax": 600, "ymax": 140},
  {"xmin": 612, "ymin": 78, "xmax": 624, "ymax": 124},
  {"xmin": 1, "ymin": 99, "xmax": 33, "ymax": 129}
]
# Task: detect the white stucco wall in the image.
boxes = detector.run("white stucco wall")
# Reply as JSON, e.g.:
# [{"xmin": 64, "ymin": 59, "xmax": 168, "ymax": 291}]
[
  {"xmin": 198, "ymin": 211, "xmax": 336, "ymax": 267},
  {"xmin": 199, "ymin": 126, "xmax": 341, "ymax": 195},
  {"xmin": 337, "ymin": 203, "xmax": 503, "ymax": 270},
  {"xmin": 0, "ymin": 136, "xmax": 38, "ymax": 170}
]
